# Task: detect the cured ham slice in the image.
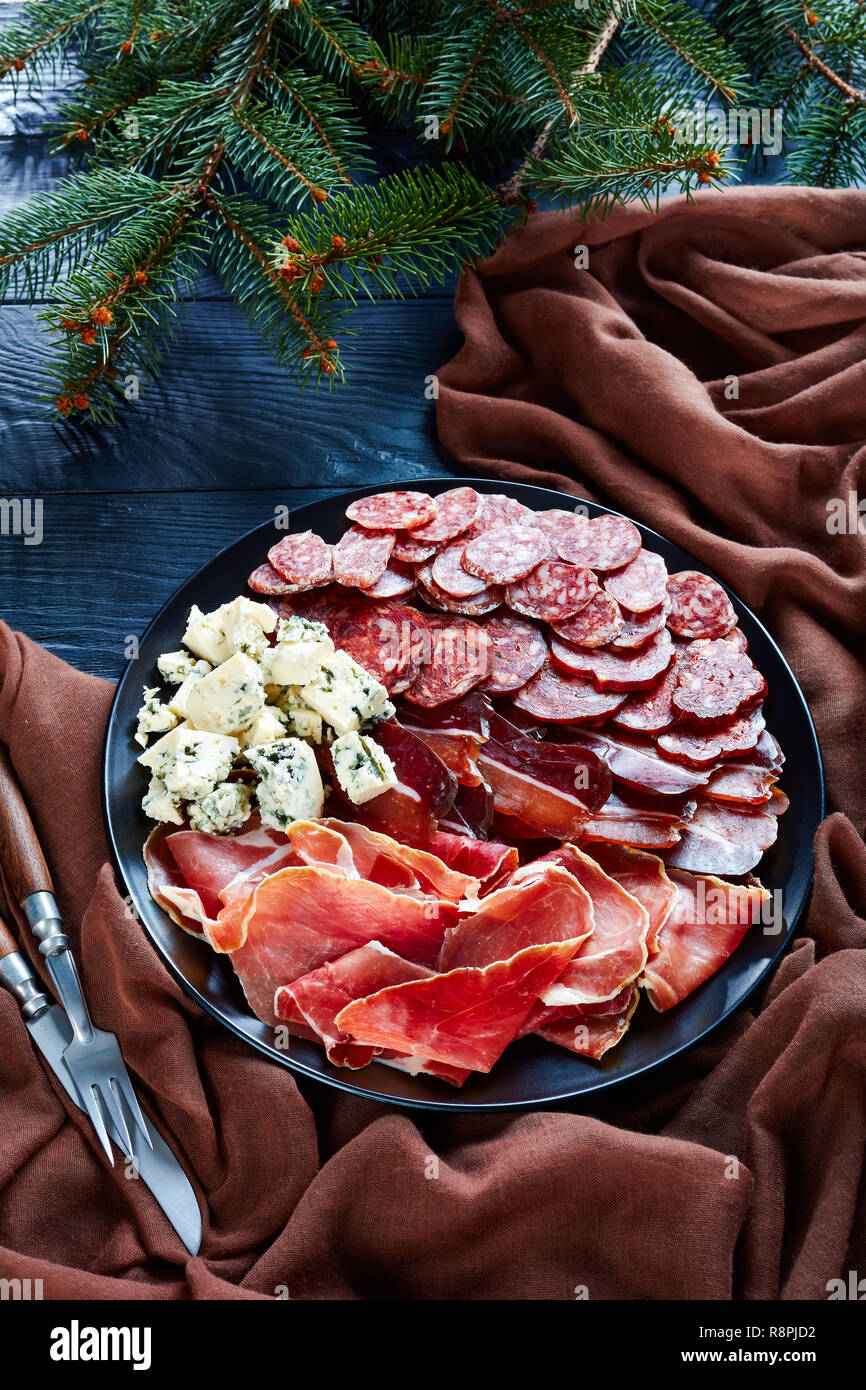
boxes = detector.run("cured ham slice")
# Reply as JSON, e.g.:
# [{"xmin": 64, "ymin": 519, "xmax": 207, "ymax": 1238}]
[
  {"xmin": 322, "ymin": 719, "xmax": 457, "ymax": 845},
  {"xmin": 640, "ymin": 869, "xmax": 769, "ymax": 1011},
  {"xmin": 475, "ymin": 710, "xmax": 611, "ymax": 840},
  {"xmin": 316, "ymin": 819, "xmax": 477, "ymax": 902},
  {"xmin": 144, "ymin": 824, "xmax": 220, "ymax": 938},
  {"xmin": 581, "ymin": 790, "xmax": 694, "ymax": 850},
  {"xmin": 537, "ymin": 986, "xmax": 640, "ymax": 1060},
  {"xmin": 438, "ymin": 778, "xmax": 495, "ymax": 840},
  {"xmin": 562, "ymin": 726, "xmax": 712, "ymax": 797},
  {"xmin": 396, "ymin": 693, "xmax": 489, "ymax": 786},
  {"xmin": 582, "ymin": 841, "xmax": 677, "ymax": 954},
  {"xmin": 429, "ymin": 830, "xmax": 518, "ymax": 894},
  {"xmin": 661, "ymin": 796, "xmax": 781, "ymax": 876},
  {"xmin": 438, "ymin": 863, "xmax": 594, "ymax": 971}
]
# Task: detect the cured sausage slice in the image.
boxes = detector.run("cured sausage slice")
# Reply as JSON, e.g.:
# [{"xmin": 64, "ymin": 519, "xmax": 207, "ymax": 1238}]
[
  {"xmin": 345, "ymin": 490, "xmax": 437, "ymax": 532},
  {"xmin": 461, "ymin": 525, "xmax": 553, "ymax": 584},
  {"xmin": 510, "ymin": 661, "xmax": 627, "ymax": 723},
  {"xmin": 533, "ymin": 508, "xmax": 590, "ymax": 549},
  {"xmin": 248, "ymin": 562, "xmax": 296, "ymax": 596},
  {"xmin": 364, "ymin": 560, "xmax": 416, "ymax": 599},
  {"xmin": 666, "ymin": 571, "xmax": 737, "ymax": 641},
  {"xmin": 550, "ymin": 629, "xmax": 674, "ymax": 691},
  {"xmin": 672, "ymin": 639, "xmax": 767, "ymax": 722},
  {"xmin": 268, "ymin": 530, "xmax": 333, "ymax": 588},
  {"xmin": 431, "ymin": 540, "xmax": 492, "ymax": 598},
  {"xmin": 505, "ymin": 561, "xmax": 597, "ymax": 622},
  {"xmin": 555, "ymin": 514, "xmax": 642, "ymax": 571},
  {"xmin": 613, "ymin": 663, "xmax": 680, "ymax": 734},
  {"xmin": 613, "ymin": 601, "xmax": 670, "ymax": 649},
  {"xmin": 407, "ymin": 486, "xmax": 481, "ymax": 543},
  {"xmin": 477, "ymin": 615, "xmax": 548, "ymax": 695},
  {"xmin": 604, "ymin": 550, "xmax": 668, "ymax": 613},
  {"xmin": 551, "ymin": 591, "xmax": 624, "ymax": 647},
  {"xmin": 391, "ymin": 532, "xmax": 438, "ymax": 563},
  {"xmin": 662, "ymin": 797, "xmax": 780, "ymax": 876},
  {"xmin": 403, "ymin": 615, "xmax": 492, "ymax": 708},
  {"xmin": 657, "ymin": 707, "xmax": 765, "ymax": 766},
  {"xmin": 475, "ymin": 493, "xmax": 536, "ymax": 530},
  {"xmin": 417, "ymin": 582, "xmax": 503, "ymax": 617},
  {"xmin": 332, "ymin": 525, "xmax": 394, "ymax": 588}
]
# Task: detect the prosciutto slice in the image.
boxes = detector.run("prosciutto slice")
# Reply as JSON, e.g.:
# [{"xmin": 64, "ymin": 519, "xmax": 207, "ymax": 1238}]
[
  {"xmin": 396, "ymin": 694, "xmax": 490, "ymax": 786},
  {"xmin": 475, "ymin": 710, "xmax": 611, "ymax": 840},
  {"xmin": 640, "ymin": 868, "xmax": 769, "ymax": 1011},
  {"xmin": 537, "ymin": 986, "xmax": 640, "ymax": 1060},
  {"xmin": 428, "ymin": 829, "xmax": 518, "ymax": 894},
  {"xmin": 317, "ymin": 819, "xmax": 477, "ymax": 902},
  {"xmin": 581, "ymin": 841, "xmax": 677, "ymax": 954}
]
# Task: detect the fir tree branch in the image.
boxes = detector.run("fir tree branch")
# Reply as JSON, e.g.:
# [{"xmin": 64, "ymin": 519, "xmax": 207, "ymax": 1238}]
[
  {"xmin": 0, "ymin": 1, "xmax": 108, "ymax": 79},
  {"xmin": 784, "ymin": 26, "xmax": 866, "ymax": 105}
]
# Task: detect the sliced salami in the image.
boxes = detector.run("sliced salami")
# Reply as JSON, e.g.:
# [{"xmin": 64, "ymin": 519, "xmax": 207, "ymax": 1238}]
[
  {"xmin": 248, "ymin": 562, "xmax": 296, "ymax": 596},
  {"xmin": 391, "ymin": 532, "xmax": 438, "ymax": 564},
  {"xmin": 666, "ymin": 571, "xmax": 737, "ymax": 641},
  {"xmin": 510, "ymin": 661, "xmax": 627, "ymax": 724},
  {"xmin": 477, "ymin": 615, "xmax": 548, "ymax": 695},
  {"xmin": 555, "ymin": 514, "xmax": 642, "ymax": 571},
  {"xmin": 407, "ymin": 486, "xmax": 482, "ymax": 543},
  {"xmin": 345, "ymin": 490, "xmax": 437, "ymax": 532},
  {"xmin": 268, "ymin": 530, "xmax": 333, "ymax": 588},
  {"xmin": 662, "ymin": 797, "xmax": 780, "ymax": 876},
  {"xmin": 613, "ymin": 663, "xmax": 680, "ymax": 734},
  {"xmin": 387, "ymin": 604, "xmax": 432, "ymax": 694},
  {"xmin": 550, "ymin": 629, "xmax": 674, "ymax": 691},
  {"xmin": 551, "ymin": 591, "xmax": 624, "ymax": 648},
  {"xmin": 475, "ymin": 493, "xmax": 536, "ymax": 531},
  {"xmin": 533, "ymin": 508, "xmax": 590, "ymax": 550},
  {"xmin": 613, "ymin": 600, "xmax": 670, "ymax": 649},
  {"xmin": 332, "ymin": 525, "xmax": 394, "ymax": 588},
  {"xmin": 604, "ymin": 550, "xmax": 668, "ymax": 613},
  {"xmin": 461, "ymin": 525, "xmax": 552, "ymax": 585},
  {"xmin": 404, "ymin": 615, "xmax": 492, "ymax": 708},
  {"xmin": 431, "ymin": 540, "xmax": 491, "ymax": 598},
  {"xmin": 320, "ymin": 595, "xmax": 414, "ymax": 692},
  {"xmin": 363, "ymin": 559, "xmax": 416, "ymax": 599},
  {"xmin": 657, "ymin": 707, "xmax": 766, "ymax": 766},
  {"xmin": 673, "ymin": 639, "xmax": 767, "ymax": 722},
  {"xmin": 417, "ymin": 577, "xmax": 502, "ymax": 616},
  {"xmin": 505, "ymin": 561, "xmax": 597, "ymax": 622}
]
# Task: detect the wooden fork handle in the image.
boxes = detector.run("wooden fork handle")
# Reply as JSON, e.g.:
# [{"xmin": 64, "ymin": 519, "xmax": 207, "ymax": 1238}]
[
  {"xmin": 0, "ymin": 914, "xmax": 19, "ymax": 961},
  {"xmin": 0, "ymin": 747, "xmax": 53, "ymax": 904}
]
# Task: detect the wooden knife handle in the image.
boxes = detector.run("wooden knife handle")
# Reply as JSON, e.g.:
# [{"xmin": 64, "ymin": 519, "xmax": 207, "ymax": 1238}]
[
  {"xmin": 0, "ymin": 747, "xmax": 53, "ymax": 904},
  {"xmin": 0, "ymin": 914, "xmax": 19, "ymax": 960}
]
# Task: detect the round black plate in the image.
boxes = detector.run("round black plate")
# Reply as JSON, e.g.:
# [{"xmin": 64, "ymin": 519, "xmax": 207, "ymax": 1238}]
[{"xmin": 103, "ymin": 478, "xmax": 824, "ymax": 1112}]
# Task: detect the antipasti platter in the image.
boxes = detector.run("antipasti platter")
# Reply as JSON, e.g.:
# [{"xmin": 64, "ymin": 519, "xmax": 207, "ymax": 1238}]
[{"xmin": 103, "ymin": 479, "xmax": 823, "ymax": 1111}]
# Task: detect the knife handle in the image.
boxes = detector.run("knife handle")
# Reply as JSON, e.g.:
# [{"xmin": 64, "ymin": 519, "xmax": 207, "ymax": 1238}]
[
  {"xmin": 0, "ymin": 747, "xmax": 54, "ymax": 904},
  {"xmin": 0, "ymin": 916, "xmax": 52, "ymax": 1021}
]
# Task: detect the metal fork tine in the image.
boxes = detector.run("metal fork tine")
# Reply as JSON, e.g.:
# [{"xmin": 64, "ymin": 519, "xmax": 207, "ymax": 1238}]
[
  {"xmin": 117, "ymin": 1074, "xmax": 153, "ymax": 1150},
  {"xmin": 102, "ymin": 1077, "xmax": 134, "ymax": 1157},
  {"xmin": 81, "ymin": 1083, "xmax": 114, "ymax": 1166}
]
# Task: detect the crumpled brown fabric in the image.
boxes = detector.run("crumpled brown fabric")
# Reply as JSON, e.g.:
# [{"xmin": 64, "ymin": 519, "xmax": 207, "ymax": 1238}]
[{"xmin": 1, "ymin": 186, "xmax": 864, "ymax": 1301}]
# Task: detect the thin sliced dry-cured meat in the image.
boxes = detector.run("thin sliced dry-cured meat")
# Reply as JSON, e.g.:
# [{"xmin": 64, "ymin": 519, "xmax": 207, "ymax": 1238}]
[
  {"xmin": 656, "ymin": 706, "xmax": 765, "ymax": 766},
  {"xmin": 416, "ymin": 574, "xmax": 502, "ymax": 616},
  {"xmin": 461, "ymin": 524, "xmax": 552, "ymax": 585},
  {"xmin": 661, "ymin": 796, "xmax": 781, "ymax": 876},
  {"xmin": 640, "ymin": 869, "xmax": 769, "ymax": 1011},
  {"xmin": 581, "ymin": 790, "xmax": 694, "ymax": 851},
  {"xmin": 583, "ymin": 842, "xmax": 677, "ymax": 953},
  {"xmin": 439, "ymin": 864, "xmax": 594, "ymax": 972},
  {"xmin": 537, "ymin": 987, "xmax": 640, "ymax": 1059},
  {"xmin": 429, "ymin": 830, "xmax": 517, "ymax": 893},
  {"xmin": 345, "ymin": 490, "xmax": 437, "ymax": 532},
  {"xmin": 403, "ymin": 615, "xmax": 492, "ymax": 708},
  {"xmin": 551, "ymin": 591, "xmax": 624, "ymax": 648},
  {"xmin": 613, "ymin": 601, "xmax": 670, "ymax": 649},
  {"xmin": 475, "ymin": 493, "xmax": 536, "ymax": 531},
  {"xmin": 438, "ymin": 778, "xmax": 495, "ymax": 840},
  {"xmin": 555, "ymin": 514, "xmax": 642, "ymax": 571},
  {"xmin": 749, "ymin": 728, "xmax": 785, "ymax": 773},
  {"xmin": 666, "ymin": 571, "xmax": 737, "ymax": 641},
  {"xmin": 550, "ymin": 629, "xmax": 674, "ymax": 691},
  {"xmin": 505, "ymin": 561, "xmax": 597, "ymax": 622},
  {"xmin": 431, "ymin": 540, "xmax": 491, "ymax": 598},
  {"xmin": 322, "ymin": 719, "xmax": 457, "ymax": 846},
  {"xmin": 703, "ymin": 760, "xmax": 778, "ymax": 804},
  {"xmin": 332, "ymin": 525, "xmax": 394, "ymax": 588},
  {"xmin": 322, "ymin": 594, "xmax": 412, "ymax": 691},
  {"xmin": 533, "ymin": 507, "xmax": 590, "ymax": 550},
  {"xmin": 268, "ymin": 530, "xmax": 333, "ymax": 589},
  {"xmin": 363, "ymin": 560, "xmax": 416, "ymax": 599},
  {"xmin": 248, "ymin": 562, "xmax": 296, "ymax": 596},
  {"xmin": 476, "ymin": 614, "xmax": 547, "ymax": 695},
  {"xmin": 475, "ymin": 710, "xmax": 611, "ymax": 839},
  {"xmin": 613, "ymin": 663, "xmax": 679, "ymax": 734},
  {"xmin": 511, "ymin": 661, "xmax": 626, "ymax": 723},
  {"xmin": 407, "ymin": 486, "xmax": 482, "ymax": 543},
  {"xmin": 604, "ymin": 550, "xmax": 668, "ymax": 613},
  {"xmin": 564, "ymin": 726, "xmax": 713, "ymax": 797},
  {"xmin": 391, "ymin": 532, "xmax": 438, "ymax": 564},
  {"xmin": 397, "ymin": 694, "xmax": 488, "ymax": 786},
  {"xmin": 316, "ymin": 819, "xmax": 476, "ymax": 902},
  {"xmin": 673, "ymin": 639, "xmax": 767, "ymax": 722}
]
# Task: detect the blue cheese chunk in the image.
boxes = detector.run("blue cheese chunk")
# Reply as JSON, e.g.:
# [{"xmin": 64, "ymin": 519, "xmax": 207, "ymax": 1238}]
[
  {"xmin": 245, "ymin": 737, "xmax": 324, "ymax": 831},
  {"xmin": 135, "ymin": 686, "xmax": 179, "ymax": 748},
  {"xmin": 167, "ymin": 659, "xmax": 212, "ymax": 718},
  {"xmin": 138, "ymin": 726, "xmax": 239, "ymax": 801},
  {"xmin": 240, "ymin": 705, "xmax": 288, "ymax": 747},
  {"xmin": 263, "ymin": 615, "xmax": 334, "ymax": 686},
  {"xmin": 141, "ymin": 774, "xmax": 184, "ymax": 825},
  {"xmin": 185, "ymin": 652, "xmax": 265, "ymax": 734},
  {"xmin": 301, "ymin": 649, "xmax": 392, "ymax": 737},
  {"xmin": 188, "ymin": 781, "xmax": 253, "ymax": 835},
  {"xmin": 183, "ymin": 597, "xmax": 275, "ymax": 665},
  {"xmin": 157, "ymin": 650, "xmax": 201, "ymax": 686},
  {"xmin": 331, "ymin": 732, "xmax": 397, "ymax": 804}
]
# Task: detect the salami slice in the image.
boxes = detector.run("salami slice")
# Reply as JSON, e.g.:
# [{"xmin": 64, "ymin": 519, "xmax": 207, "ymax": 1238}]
[
  {"xmin": 268, "ymin": 530, "xmax": 333, "ymax": 589},
  {"xmin": 657, "ymin": 707, "xmax": 766, "ymax": 766},
  {"xmin": 613, "ymin": 600, "xmax": 670, "ymax": 649},
  {"xmin": 505, "ymin": 561, "xmax": 597, "ymax": 622},
  {"xmin": 533, "ymin": 508, "xmax": 591, "ymax": 550},
  {"xmin": 407, "ymin": 486, "xmax": 481, "ymax": 543},
  {"xmin": 551, "ymin": 591, "xmax": 624, "ymax": 648},
  {"xmin": 403, "ymin": 615, "xmax": 492, "ymax": 708},
  {"xmin": 550, "ymin": 629, "xmax": 673, "ymax": 692},
  {"xmin": 613, "ymin": 663, "xmax": 680, "ymax": 734},
  {"xmin": 510, "ymin": 661, "xmax": 627, "ymax": 724},
  {"xmin": 416, "ymin": 577, "xmax": 502, "ymax": 616},
  {"xmin": 391, "ymin": 532, "xmax": 438, "ymax": 564},
  {"xmin": 332, "ymin": 525, "xmax": 394, "ymax": 588},
  {"xmin": 662, "ymin": 797, "xmax": 780, "ymax": 876},
  {"xmin": 461, "ymin": 525, "xmax": 552, "ymax": 585},
  {"xmin": 322, "ymin": 595, "xmax": 414, "ymax": 692},
  {"xmin": 387, "ymin": 604, "xmax": 432, "ymax": 694},
  {"xmin": 364, "ymin": 559, "xmax": 416, "ymax": 599},
  {"xmin": 431, "ymin": 540, "xmax": 491, "ymax": 598},
  {"xmin": 345, "ymin": 490, "xmax": 437, "ymax": 532},
  {"xmin": 475, "ymin": 493, "xmax": 536, "ymax": 530},
  {"xmin": 673, "ymin": 639, "xmax": 767, "ymax": 722},
  {"xmin": 248, "ymin": 562, "xmax": 296, "ymax": 596},
  {"xmin": 666, "ymin": 571, "xmax": 737, "ymax": 641},
  {"xmin": 556, "ymin": 514, "xmax": 642, "ymax": 571},
  {"xmin": 604, "ymin": 550, "xmax": 668, "ymax": 613},
  {"xmin": 477, "ymin": 615, "xmax": 548, "ymax": 695}
]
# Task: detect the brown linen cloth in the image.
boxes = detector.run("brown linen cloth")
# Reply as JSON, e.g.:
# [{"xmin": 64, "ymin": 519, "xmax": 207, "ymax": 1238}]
[{"xmin": 0, "ymin": 186, "xmax": 864, "ymax": 1301}]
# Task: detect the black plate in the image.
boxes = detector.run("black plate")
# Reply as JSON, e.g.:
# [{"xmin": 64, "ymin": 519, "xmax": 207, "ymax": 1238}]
[{"xmin": 103, "ymin": 478, "xmax": 824, "ymax": 1112}]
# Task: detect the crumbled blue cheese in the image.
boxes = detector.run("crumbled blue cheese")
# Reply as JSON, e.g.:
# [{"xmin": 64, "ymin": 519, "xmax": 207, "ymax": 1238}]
[
  {"xmin": 283, "ymin": 706, "xmax": 323, "ymax": 743},
  {"xmin": 185, "ymin": 652, "xmax": 265, "ymax": 734},
  {"xmin": 188, "ymin": 781, "xmax": 253, "ymax": 835},
  {"xmin": 135, "ymin": 686, "xmax": 179, "ymax": 748},
  {"xmin": 142, "ymin": 774, "xmax": 184, "ymax": 826},
  {"xmin": 240, "ymin": 705, "xmax": 288, "ymax": 747},
  {"xmin": 245, "ymin": 737, "xmax": 324, "ymax": 831},
  {"xmin": 138, "ymin": 726, "xmax": 239, "ymax": 801},
  {"xmin": 183, "ymin": 597, "xmax": 275, "ymax": 665},
  {"xmin": 263, "ymin": 615, "xmax": 334, "ymax": 686},
  {"xmin": 301, "ymin": 649, "xmax": 392, "ymax": 737},
  {"xmin": 331, "ymin": 732, "xmax": 397, "ymax": 804},
  {"xmin": 167, "ymin": 659, "xmax": 212, "ymax": 718},
  {"xmin": 157, "ymin": 650, "xmax": 201, "ymax": 686}
]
